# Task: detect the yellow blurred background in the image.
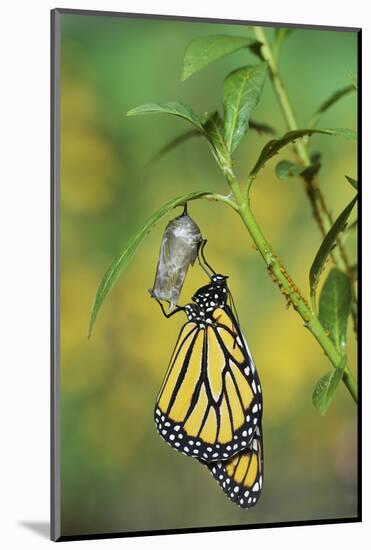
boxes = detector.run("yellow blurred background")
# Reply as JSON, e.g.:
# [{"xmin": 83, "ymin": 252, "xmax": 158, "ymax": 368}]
[{"xmin": 59, "ymin": 13, "xmax": 357, "ymax": 537}]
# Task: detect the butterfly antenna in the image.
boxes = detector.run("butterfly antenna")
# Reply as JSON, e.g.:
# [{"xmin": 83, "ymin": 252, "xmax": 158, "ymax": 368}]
[
  {"xmin": 229, "ymin": 290, "xmax": 240, "ymax": 327},
  {"xmin": 228, "ymin": 288, "xmax": 241, "ymax": 346},
  {"xmin": 197, "ymin": 240, "xmax": 217, "ymax": 278}
]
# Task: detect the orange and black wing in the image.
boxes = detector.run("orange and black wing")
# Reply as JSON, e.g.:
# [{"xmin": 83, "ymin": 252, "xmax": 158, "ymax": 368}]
[
  {"xmin": 154, "ymin": 305, "xmax": 262, "ymax": 461},
  {"xmin": 207, "ymin": 422, "xmax": 263, "ymax": 508}
]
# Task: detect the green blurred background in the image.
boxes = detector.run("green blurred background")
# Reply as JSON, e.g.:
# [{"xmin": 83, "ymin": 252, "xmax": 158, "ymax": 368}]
[{"xmin": 60, "ymin": 13, "xmax": 358, "ymax": 537}]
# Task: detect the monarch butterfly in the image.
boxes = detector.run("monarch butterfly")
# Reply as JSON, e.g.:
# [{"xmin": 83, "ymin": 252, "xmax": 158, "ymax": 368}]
[{"xmin": 154, "ymin": 242, "xmax": 263, "ymax": 507}]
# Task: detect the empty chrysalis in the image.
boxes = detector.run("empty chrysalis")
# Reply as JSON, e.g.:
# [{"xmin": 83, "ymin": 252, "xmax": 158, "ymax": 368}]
[{"xmin": 149, "ymin": 205, "xmax": 203, "ymax": 308}]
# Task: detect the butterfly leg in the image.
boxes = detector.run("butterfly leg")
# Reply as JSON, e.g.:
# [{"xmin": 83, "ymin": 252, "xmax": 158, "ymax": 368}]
[{"xmin": 155, "ymin": 299, "xmax": 184, "ymax": 319}]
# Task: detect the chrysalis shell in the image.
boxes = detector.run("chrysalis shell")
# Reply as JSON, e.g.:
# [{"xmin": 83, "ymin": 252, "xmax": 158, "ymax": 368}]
[{"xmin": 149, "ymin": 208, "xmax": 202, "ymax": 307}]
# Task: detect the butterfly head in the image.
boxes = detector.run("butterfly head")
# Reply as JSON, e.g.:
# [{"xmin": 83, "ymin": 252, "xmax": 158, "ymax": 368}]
[{"xmin": 211, "ymin": 274, "xmax": 229, "ymax": 286}]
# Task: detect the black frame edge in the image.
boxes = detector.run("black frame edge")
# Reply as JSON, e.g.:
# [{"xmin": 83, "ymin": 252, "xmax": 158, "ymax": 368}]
[
  {"xmin": 356, "ymin": 28, "xmax": 362, "ymax": 523},
  {"xmin": 51, "ymin": 7, "xmax": 61, "ymax": 543}
]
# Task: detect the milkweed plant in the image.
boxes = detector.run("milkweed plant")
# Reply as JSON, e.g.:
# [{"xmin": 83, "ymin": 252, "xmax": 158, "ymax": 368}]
[{"xmin": 89, "ymin": 27, "xmax": 358, "ymax": 415}]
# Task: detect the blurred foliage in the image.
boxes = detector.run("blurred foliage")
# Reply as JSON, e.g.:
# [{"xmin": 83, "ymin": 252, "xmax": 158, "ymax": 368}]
[{"xmin": 59, "ymin": 13, "xmax": 357, "ymax": 537}]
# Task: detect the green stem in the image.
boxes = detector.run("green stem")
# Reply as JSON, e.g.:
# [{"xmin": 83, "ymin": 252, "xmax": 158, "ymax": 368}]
[
  {"xmin": 226, "ymin": 172, "xmax": 357, "ymax": 404},
  {"xmin": 253, "ymin": 27, "xmax": 331, "ymax": 238},
  {"xmin": 253, "ymin": 25, "xmax": 358, "ymax": 334},
  {"xmin": 253, "ymin": 26, "xmax": 309, "ymax": 161}
]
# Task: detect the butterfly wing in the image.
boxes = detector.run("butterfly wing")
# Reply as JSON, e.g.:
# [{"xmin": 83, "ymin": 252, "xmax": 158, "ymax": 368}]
[
  {"xmin": 206, "ymin": 422, "xmax": 264, "ymax": 508},
  {"xmin": 155, "ymin": 304, "xmax": 262, "ymax": 461}
]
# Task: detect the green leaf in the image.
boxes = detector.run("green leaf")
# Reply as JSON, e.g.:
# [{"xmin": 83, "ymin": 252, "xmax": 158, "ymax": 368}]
[
  {"xmin": 250, "ymin": 128, "xmax": 357, "ymax": 177},
  {"xmin": 249, "ymin": 119, "xmax": 276, "ymax": 135},
  {"xmin": 223, "ymin": 63, "xmax": 267, "ymax": 153},
  {"xmin": 141, "ymin": 129, "xmax": 202, "ymax": 178},
  {"xmin": 310, "ymin": 196, "xmax": 357, "ymax": 302},
  {"xmin": 203, "ymin": 111, "xmax": 231, "ymax": 171},
  {"xmin": 275, "ymin": 158, "xmax": 321, "ymax": 182},
  {"xmin": 127, "ymin": 102, "xmax": 204, "ymax": 131},
  {"xmin": 312, "ymin": 358, "xmax": 346, "ymax": 415},
  {"xmin": 182, "ymin": 35, "xmax": 259, "ymax": 81},
  {"xmin": 325, "ymin": 127, "xmax": 357, "ymax": 140},
  {"xmin": 345, "ymin": 175, "xmax": 358, "ymax": 190},
  {"xmin": 141, "ymin": 112, "xmax": 216, "ymax": 176},
  {"xmin": 308, "ymin": 86, "xmax": 355, "ymax": 131},
  {"xmin": 88, "ymin": 191, "xmax": 211, "ymax": 337},
  {"xmin": 314, "ymin": 85, "xmax": 354, "ymax": 117},
  {"xmin": 346, "ymin": 219, "xmax": 357, "ymax": 233},
  {"xmin": 319, "ymin": 268, "xmax": 352, "ymax": 352},
  {"xmin": 275, "ymin": 160, "xmax": 303, "ymax": 180}
]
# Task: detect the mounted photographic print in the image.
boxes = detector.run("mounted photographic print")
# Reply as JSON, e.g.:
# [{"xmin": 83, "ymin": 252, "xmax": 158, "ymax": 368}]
[{"xmin": 51, "ymin": 8, "xmax": 360, "ymax": 542}]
